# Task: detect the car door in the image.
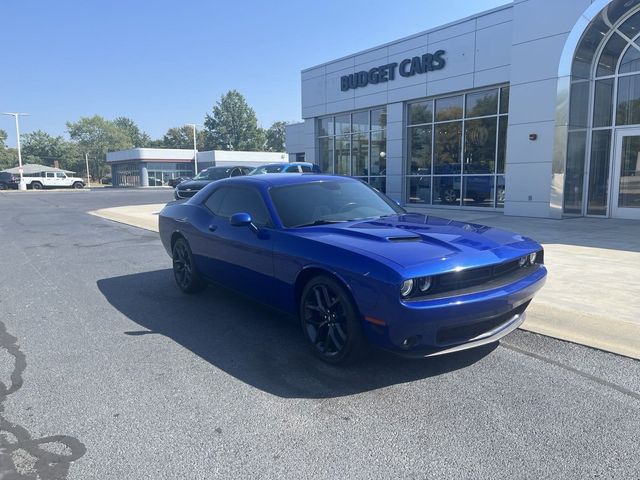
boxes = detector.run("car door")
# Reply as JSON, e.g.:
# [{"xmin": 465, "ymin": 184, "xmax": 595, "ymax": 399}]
[
  {"xmin": 56, "ymin": 172, "xmax": 71, "ymax": 187},
  {"xmin": 201, "ymin": 185, "xmax": 275, "ymax": 302}
]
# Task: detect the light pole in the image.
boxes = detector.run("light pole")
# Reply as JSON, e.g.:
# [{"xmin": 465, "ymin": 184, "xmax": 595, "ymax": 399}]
[
  {"xmin": 2, "ymin": 112, "xmax": 30, "ymax": 190},
  {"xmin": 85, "ymin": 153, "xmax": 90, "ymax": 187},
  {"xmin": 186, "ymin": 123, "xmax": 203, "ymax": 176}
]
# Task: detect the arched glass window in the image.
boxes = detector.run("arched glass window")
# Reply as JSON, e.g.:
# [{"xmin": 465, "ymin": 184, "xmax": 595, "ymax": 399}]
[{"xmin": 565, "ymin": 3, "xmax": 640, "ymax": 216}]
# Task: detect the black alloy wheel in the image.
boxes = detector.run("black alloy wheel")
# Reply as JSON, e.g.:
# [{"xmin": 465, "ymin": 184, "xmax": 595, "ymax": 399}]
[
  {"xmin": 300, "ymin": 275, "xmax": 367, "ymax": 365},
  {"xmin": 172, "ymin": 237, "xmax": 206, "ymax": 294},
  {"xmin": 442, "ymin": 188, "xmax": 457, "ymax": 204}
]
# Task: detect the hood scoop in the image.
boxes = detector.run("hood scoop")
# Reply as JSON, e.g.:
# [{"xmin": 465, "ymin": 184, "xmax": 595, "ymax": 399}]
[{"xmin": 387, "ymin": 235, "xmax": 421, "ymax": 243}]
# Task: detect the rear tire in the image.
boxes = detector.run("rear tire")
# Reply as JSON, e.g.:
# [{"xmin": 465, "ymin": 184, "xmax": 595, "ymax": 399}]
[
  {"xmin": 31, "ymin": 182, "xmax": 43, "ymax": 190},
  {"xmin": 299, "ymin": 275, "xmax": 368, "ymax": 365},
  {"xmin": 172, "ymin": 237, "xmax": 206, "ymax": 294},
  {"xmin": 0, "ymin": 183, "xmax": 7, "ymax": 190},
  {"xmin": 73, "ymin": 182, "xmax": 84, "ymax": 189}
]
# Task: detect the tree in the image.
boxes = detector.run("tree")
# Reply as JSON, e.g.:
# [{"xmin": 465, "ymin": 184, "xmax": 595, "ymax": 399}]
[
  {"xmin": 113, "ymin": 117, "xmax": 152, "ymax": 147},
  {"xmin": 204, "ymin": 90, "xmax": 265, "ymax": 151},
  {"xmin": 21, "ymin": 130, "xmax": 82, "ymax": 171},
  {"xmin": 160, "ymin": 126, "xmax": 208, "ymax": 150},
  {"xmin": 265, "ymin": 121, "xmax": 287, "ymax": 152},
  {"xmin": 67, "ymin": 115, "xmax": 133, "ymax": 178},
  {"xmin": 0, "ymin": 129, "xmax": 17, "ymax": 170}
]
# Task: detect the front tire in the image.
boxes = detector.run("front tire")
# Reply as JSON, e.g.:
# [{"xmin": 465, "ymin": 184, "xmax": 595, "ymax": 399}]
[
  {"xmin": 299, "ymin": 275, "xmax": 368, "ymax": 365},
  {"xmin": 31, "ymin": 182, "xmax": 43, "ymax": 190},
  {"xmin": 73, "ymin": 182, "xmax": 84, "ymax": 189},
  {"xmin": 172, "ymin": 237, "xmax": 206, "ymax": 294}
]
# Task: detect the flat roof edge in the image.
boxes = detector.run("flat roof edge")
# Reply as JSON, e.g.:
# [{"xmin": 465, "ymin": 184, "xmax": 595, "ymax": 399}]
[{"xmin": 301, "ymin": 3, "xmax": 512, "ymax": 73}]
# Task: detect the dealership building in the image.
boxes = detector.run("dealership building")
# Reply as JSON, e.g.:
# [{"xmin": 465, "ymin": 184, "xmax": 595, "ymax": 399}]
[
  {"xmin": 106, "ymin": 149, "xmax": 286, "ymax": 187},
  {"xmin": 285, "ymin": 0, "xmax": 640, "ymax": 219}
]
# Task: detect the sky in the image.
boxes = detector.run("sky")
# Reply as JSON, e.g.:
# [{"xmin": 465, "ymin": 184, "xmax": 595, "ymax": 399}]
[{"xmin": 1, "ymin": 0, "xmax": 507, "ymax": 146}]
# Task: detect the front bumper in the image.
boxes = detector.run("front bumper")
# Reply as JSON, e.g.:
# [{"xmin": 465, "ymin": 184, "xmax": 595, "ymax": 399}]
[{"xmin": 362, "ymin": 265, "xmax": 546, "ymax": 355}]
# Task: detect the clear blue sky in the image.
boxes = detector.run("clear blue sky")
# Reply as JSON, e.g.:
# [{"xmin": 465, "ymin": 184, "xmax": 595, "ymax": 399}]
[{"xmin": 1, "ymin": 0, "xmax": 507, "ymax": 146}]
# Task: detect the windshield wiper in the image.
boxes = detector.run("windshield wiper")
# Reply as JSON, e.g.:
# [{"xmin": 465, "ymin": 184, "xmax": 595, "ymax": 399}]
[{"xmin": 293, "ymin": 219, "xmax": 347, "ymax": 228}]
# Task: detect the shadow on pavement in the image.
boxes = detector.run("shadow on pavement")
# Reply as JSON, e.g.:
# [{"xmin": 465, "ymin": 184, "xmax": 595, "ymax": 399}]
[{"xmin": 97, "ymin": 269, "xmax": 496, "ymax": 399}]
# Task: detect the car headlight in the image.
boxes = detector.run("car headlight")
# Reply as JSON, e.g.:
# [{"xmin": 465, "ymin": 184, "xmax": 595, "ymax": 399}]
[
  {"xmin": 400, "ymin": 279, "xmax": 414, "ymax": 297},
  {"xmin": 417, "ymin": 276, "xmax": 432, "ymax": 293},
  {"xmin": 528, "ymin": 252, "xmax": 537, "ymax": 265}
]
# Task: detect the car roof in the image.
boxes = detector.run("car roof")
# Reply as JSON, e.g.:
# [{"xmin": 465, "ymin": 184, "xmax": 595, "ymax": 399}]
[
  {"xmin": 256, "ymin": 162, "xmax": 315, "ymax": 167},
  {"xmin": 216, "ymin": 173, "xmax": 355, "ymax": 188},
  {"xmin": 204, "ymin": 165, "xmax": 250, "ymax": 170}
]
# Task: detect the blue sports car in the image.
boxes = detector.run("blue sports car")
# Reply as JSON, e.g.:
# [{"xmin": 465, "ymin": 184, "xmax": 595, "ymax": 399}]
[{"xmin": 159, "ymin": 174, "xmax": 546, "ymax": 365}]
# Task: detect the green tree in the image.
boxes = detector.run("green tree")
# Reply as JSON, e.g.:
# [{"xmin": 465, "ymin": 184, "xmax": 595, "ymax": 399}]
[
  {"xmin": 265, "ymin": 121, "xmax": 287, "ymax": 152},
  {"xmin": 0, "ymin": 129, "xmax": 17, "ymax": 170},
  {"xmin": 113, "ymin": 117, "xmax": 152, "ymax": 147},
  {"xmin": 21, "ymin": 130, "xmax": 82, "ymax": 171},
  {"xmin": 66, "ymin": 115, "xmax": 133, "ymax": 178},
  {"xmin": 204, "ymin": 90, "xmax": 265, "ymax": 151},
  {"xmin": 160, "ymin": 126, "xmax": 208, "ymax": 149}
]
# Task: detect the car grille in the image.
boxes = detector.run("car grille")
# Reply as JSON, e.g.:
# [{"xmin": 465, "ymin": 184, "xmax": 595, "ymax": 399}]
[
  {"xmin": 175, "ymin": 189, "xmax": 196, "ymax": 198},
  {"xmin": 436, "ymin": 302, "xmax": 529, "ymax": 346}
]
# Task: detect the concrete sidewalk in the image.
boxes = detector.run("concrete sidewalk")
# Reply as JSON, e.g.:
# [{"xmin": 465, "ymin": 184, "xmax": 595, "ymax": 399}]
[{"xmin": 89, "ymin": 203, "xmax": 640, "ymax": 360}]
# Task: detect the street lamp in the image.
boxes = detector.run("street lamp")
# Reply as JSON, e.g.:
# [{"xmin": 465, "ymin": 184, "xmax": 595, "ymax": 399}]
[
  {"xmin": 185, "ymin": 123, "xmax": 204, "ymax": 175},
  {"xmin": 2, "ymin": 112, "xmax": 30, "ymax": 190}
]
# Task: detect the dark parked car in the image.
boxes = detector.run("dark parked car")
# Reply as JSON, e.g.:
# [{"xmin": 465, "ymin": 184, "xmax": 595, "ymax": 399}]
[
  {"xmin": 248, "ymin": 162, "xmax": 321, "ymax": 175},
  {"xmin": 159, "ymin": 174, "xmax": 546, "ymax": 365},
  {"xmin": 168, "ymin": 176, "xmax": 191, "ymax": 188},
  {"xmin": 0, "ymin": 172, "xmax": 19, "ymax": 190},
  {"xmin": 174, "ymin": 166, "xmax": 252, "ymax": 200}
]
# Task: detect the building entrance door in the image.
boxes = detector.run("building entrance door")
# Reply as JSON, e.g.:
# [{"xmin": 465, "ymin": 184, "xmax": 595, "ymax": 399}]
[{"xmin": 612, "ymin": 129, "xmax": 640, "ymax": 219}]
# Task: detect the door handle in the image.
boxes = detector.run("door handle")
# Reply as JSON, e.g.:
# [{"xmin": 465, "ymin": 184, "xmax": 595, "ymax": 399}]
[{"xmin": 208, "ymin": 224, "xmax": 217, "ymax": 232}]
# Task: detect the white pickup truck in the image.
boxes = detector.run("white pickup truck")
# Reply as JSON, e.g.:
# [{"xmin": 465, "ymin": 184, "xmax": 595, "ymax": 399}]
[{"xmin": 24, "ymin": 171, "xmax": 85, "ymax": 190}]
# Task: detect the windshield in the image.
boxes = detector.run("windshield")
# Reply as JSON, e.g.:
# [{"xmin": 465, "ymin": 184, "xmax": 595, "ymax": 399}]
[
  {"xmin": 249, "ymin": 165, "xmax": 284, "ymax": 175},
  {"xmin": 269, "ymin": 180, "xmax": 404, "ymax": 228},
  {"xmin": 194, "ymin": 168, "xmax": 231, "ymax": 180}
]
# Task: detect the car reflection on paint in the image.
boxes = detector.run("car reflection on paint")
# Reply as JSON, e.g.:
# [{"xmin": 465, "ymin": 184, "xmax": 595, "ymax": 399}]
[{"xmin": 159, "ymin": 174, "xmax": 546, "ymax": 365}]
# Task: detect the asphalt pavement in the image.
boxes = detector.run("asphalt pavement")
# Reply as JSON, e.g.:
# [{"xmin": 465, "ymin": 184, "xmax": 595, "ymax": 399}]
[{"xmin": 1, "ymin": 189, "xmax": 639, "ymax": 479}]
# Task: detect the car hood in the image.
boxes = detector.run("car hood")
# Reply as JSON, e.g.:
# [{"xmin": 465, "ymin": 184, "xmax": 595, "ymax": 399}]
[
  {"xmin": 176, "ymin": 180, "xmax": 211, "ymax": 190},
  {"xmin": 294, "ymin": 213, "xmax": 541, "ymax": 275}
]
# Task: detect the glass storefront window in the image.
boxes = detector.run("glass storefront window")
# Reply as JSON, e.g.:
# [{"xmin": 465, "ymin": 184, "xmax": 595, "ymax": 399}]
[
  {"xmin": 434, "ymin": 122, "xmax": 462, "ymax": 174},
  {"xmin": 335, "ymin": 114, "xmax": 351, "ymax": 135},
  {"xmin": 351, "ymin": 133, "xmax": 369, "ymax": 177},
  {"xmin": 435, "ymin": 96, "xmax": 463, "ymax": 121},
  {"xmin": 335, "ymin": 135, "xmax": 351, "ymax": 175},
  {"xmin": 406, "ymin": 86, "xmax": 507, "ymax": 208},
  {"xmin": 319, "ymin": 137, "xmax": 334, "ymax": 174},
  {"xmin": 317, "ymin": 107, "xmax": 387, "ymax": 183},
  {"xmin": 464, "ymin": 117, "xmax": 497, "ymax": 174},
  {"xmin": 463, "ymin": 176, "xmax": 495, "ymax": 208},
  {"xmin": 593, "ymin": 79, "xmax": 614, "ymax": 127},
  {"xmin": 596, "ymin": 32, "xmax": 627, "ymax": 77},
  {"xmin": 500, "ymin": 86, "xmax": 510, "ymax": 114},
  {"xmin": 408, "ymin": 101, "xmax": 433, "ymax": 125},
  {"xmin": 370, "ymin": 130, "xmax": 386, "ymax": 175},
  {"xmin": 408, "ymin": 126, "xmax": 432, "ymax": 174},
  {"xmin": 587, "ymin": 130, "xmax": 611, "ymax": 215},
  {"xmin": 564, "ymin": 131, "xmax": 587, "ymax": 215},
  {"xmin": 569, "ymin": 81, "xmax": 590, "ymax": 128},
  {"xmin": 465, "ymin": 89, "xmax": 498, "ymax": 118},
  {"xmin": 616, "ymin": 74, "xmax": 640, "ymax": 125},
  {"xmin": 352, "ymin": 111, "xmax": 369, "ymax": 133},
  {"xmin": 619, "ymin": 45, "xmax": 640, "ymax": 74}
]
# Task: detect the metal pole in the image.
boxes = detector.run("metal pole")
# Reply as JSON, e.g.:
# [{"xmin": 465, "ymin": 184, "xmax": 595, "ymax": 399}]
[
  {"xmin": 192, "ymin": 123, "xmax": 198, "ymax": 175},
  {"xmin": 14, "ymin": 114, "xmax": 26, "ymax": 190},
  {"xmin": 85, "ymin": 153, "xmax": 90, "ymax": 187}
]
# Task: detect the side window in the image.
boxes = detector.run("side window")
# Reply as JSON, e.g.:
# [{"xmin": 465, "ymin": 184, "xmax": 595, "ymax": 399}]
[
  {"xmin": 285, "ymin": 165, "xmax": 299, "ymax": 173},
  {"xmin": 300, "ymin": 165, "xmax": 312, "ymax": 173},
  {"xmin": 217, "ymin": 187, "xmax": 271, "ymax": 226},
  {"xmin": 56, "ymin": 172, "xmax": 66, "ymax": 178},
  {"xmin": 46, "ymin": 172, "xmax": 55, "ymax": 178},
  {"xmin": 230, "ymin": 168, "xmax": 242, "ymax": 177},
  {"xmin": 204, "ymin": 188, "xmax": 228, "ymax": 215}
]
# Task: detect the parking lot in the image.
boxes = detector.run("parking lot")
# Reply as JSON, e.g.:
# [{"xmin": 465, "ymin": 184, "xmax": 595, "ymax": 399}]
[{"xmin": 1, "ymin": 189, "xmax": 639, "ymax": 479}]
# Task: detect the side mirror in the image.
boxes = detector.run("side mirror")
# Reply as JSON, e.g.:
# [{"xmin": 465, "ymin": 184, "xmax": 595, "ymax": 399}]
[{"xmin": 230, "ymin": 212, "xmax": 258, "ymax": 233}]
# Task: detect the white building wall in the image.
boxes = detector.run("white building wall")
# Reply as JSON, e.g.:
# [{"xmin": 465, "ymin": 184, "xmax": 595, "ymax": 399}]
[{"xmin": 505, "ymin": 0, "xmax": 592, "ymax": 218}]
